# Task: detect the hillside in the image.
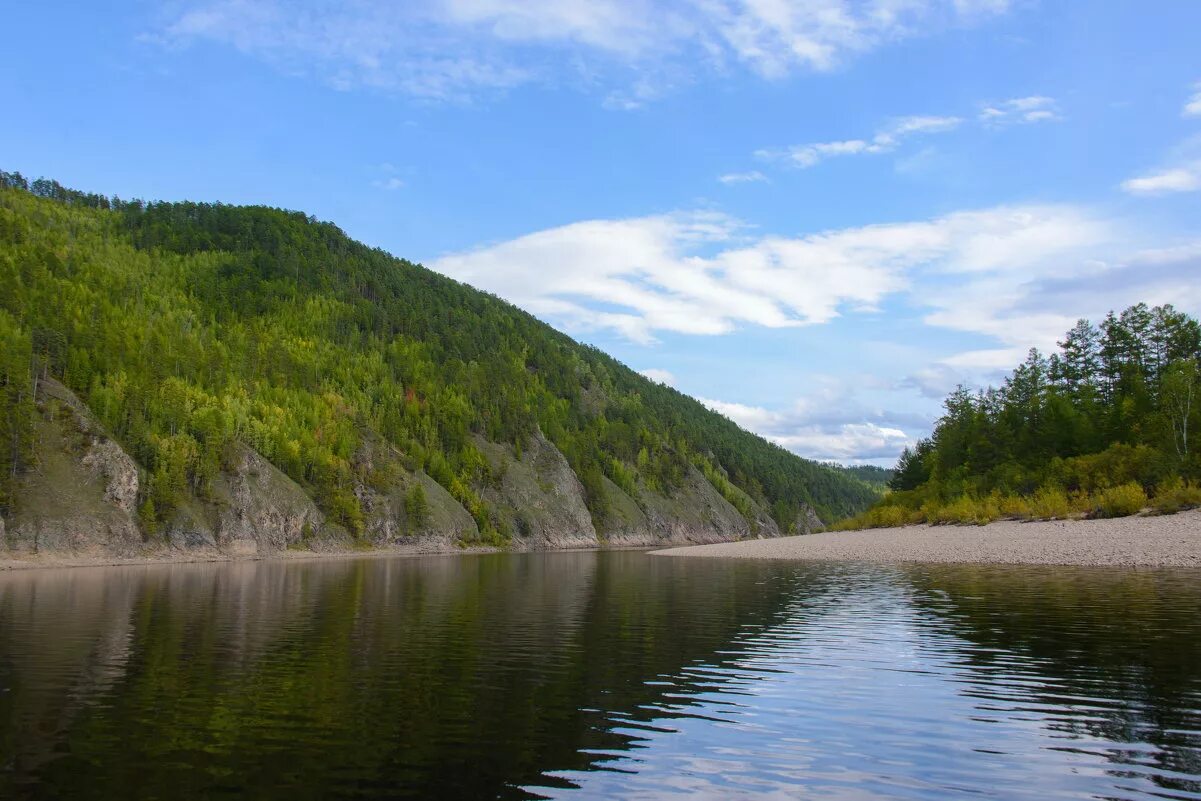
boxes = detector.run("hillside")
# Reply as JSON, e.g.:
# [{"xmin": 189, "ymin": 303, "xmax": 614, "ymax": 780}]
[
  {"xmin": 840, "ymin": 304, "xmax": 1201, "ymax": 529},
  {"xmin": 0, "ymin": 173, "xmax": 878, "ymax": 558}
]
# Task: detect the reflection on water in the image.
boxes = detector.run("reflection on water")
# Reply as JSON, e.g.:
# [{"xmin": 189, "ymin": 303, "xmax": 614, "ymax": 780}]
[{"xmin": 0, "ymin": 553, "xmax": 1198, "ymax": 800}]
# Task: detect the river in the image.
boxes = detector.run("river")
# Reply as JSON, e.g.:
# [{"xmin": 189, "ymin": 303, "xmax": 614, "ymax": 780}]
[{"xmin": 1, "ymin": 551, "xmax": 1199, "ymax": 799}]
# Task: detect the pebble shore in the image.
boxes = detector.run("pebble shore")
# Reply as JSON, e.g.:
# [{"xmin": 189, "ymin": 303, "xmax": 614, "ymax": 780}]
[{"xmin": 651, "ymin": 509, "xmax": 1201, "ymax": 567}]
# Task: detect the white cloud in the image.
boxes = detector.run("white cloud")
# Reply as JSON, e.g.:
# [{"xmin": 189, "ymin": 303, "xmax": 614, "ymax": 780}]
[
  {"xmin": 760, "ymin": 114, "xmax": 963, "ymax": 168},
  {"xmin": 157, "ymin": 0, "xmax": 1015, "ymax": 102},
  {"xmin": 920, "ymin": 241, "xmax": 1201, "ymax": 391},
  {"xmin": 718, "ymin": 170, "xmax": 768, "ymax": 184},
  {"xmin": 699, "ymin": 387, "xmax": 921, "ymax": 463},
  {"xmin": 1120, "ymin": 134, "xmax": 1201, "ymax": 196},
  {"xmin": 703, "ymin": 240, "xmax": 1201, "ymax": 463},
  {"xmin": 639, "ymin": 368, "xmax": 677, "ymax": 386},
  {"xmin": 940, "ymin": 347, "xmax": 1031, "ymax": 371},
  {"xmin": 1184, "ymin": 81, "xmax": 1201, "ymax": 117},
  {"xmin": 978, "ymin": 95, "xmax": 1060, "ymax": 125},
  {"xmin": 434, "ymin": 200, "xmax": 1191, "ymax": 462},
  {"xmin": 440, "ymin": 0, "xmax": 662, "ymax": 54},
  {"xmin": 1121, "ymin": 163, "xmax": 1201, "ymax": 195},
  {"xmin": 702, "ymin": 0, "xmax": 1011, "ymax": 76},
  {"xmin": 430, "ymin": 203, "xmax": 1110, "ymax": 343},
  {"xmin": 745, "ymin": 98, "xmax": 1054, "ymax": 176},
  {"xmin": 373, "ymin": 177, "xmax": 405, "ymax": 191}
]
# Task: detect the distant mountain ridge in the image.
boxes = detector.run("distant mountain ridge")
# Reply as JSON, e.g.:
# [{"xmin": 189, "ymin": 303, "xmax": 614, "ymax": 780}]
[{"xmin": 0, "ymin": 172, "xmax": 878, "ymax": 558}]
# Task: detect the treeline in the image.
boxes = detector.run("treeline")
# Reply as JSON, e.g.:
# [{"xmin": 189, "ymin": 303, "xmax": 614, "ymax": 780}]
[
  {"xmin": 0, "ymin": 173, "xmax": 878, "ymax": 538},
  {"xmin": 841, "ymin": 303, "xmax": 1201, "ymax": 529},
  {"xmin": 826, "ymin": 463, "xmax": 894, "ymax": 492}
]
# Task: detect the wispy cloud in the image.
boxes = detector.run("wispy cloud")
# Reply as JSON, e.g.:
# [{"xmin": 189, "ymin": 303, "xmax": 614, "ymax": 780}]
[
  {"xmin": 736, "ymin": 96, "xmax": 1056, "ymax": 180},
  {"xmin": 155, "ymin": 0, "xmax": 1016, "ymax": 103},
  {"xmin": 372, "ymin": 163, "xmax": 406, "ymax": 191},
  {"xmin": 699, "ymin": 382, "xmax": 924, "ymax": 462},
  {"xmin": 978, "ymin": 95, "xmax": 1060, "ymax": 125},
  {"xmin": 703, "ymin": 0, "xmax": 1012, "ymax": 76},
  {"xmin": 430, "ymin": 203, "xmax": 1110, "ymax": 344},
  {"xmin": 1184, "ymin": 81, "xmax": 1201, "ymax": 117},
  {"xmin": 1121, "ymin": 136, "xmax": 1201, "ymax": 196},
  {"xmin": 1121, "ymin": 164, "xmax": 1201, "ymax": 195},
  {"xmin": 373, "ymin": 177, "xmax": 405, "ymax": 191},
  {"xmin": 717, "ymin": 170, "xmax": 768, "ymax": 184},
  {"xmin": 757, "ymin": 115, "xmax": 963, "ymax": 169},
  {"xmin": 430, "ymin": 202, "xmax": 1201, "ymax": 465}
]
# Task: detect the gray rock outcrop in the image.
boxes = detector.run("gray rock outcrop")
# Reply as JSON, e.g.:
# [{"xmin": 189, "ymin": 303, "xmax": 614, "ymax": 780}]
[
  {"xmin": 210, "ymin": 445, "xmax": 332, "ymax": 555},
  {"xmin": 2, "ymin": 380, "xmax": 806, "ymax": 561},
  {"xmin": 6, "ymin": 379, "xmax": 143, "ymax": 555},
  {"xmin": 475, "ymin": 429, "xmax": 599, "ymax": 549}
]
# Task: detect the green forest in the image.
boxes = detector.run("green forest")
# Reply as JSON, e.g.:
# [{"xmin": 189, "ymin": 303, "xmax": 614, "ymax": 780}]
[
  {"xmin": 0, "ymin": 172, "xmax": 879, "ymax": 543},
  {"xmin": 840, "ymin": 303, "xmax": 1201, "ymax": 529}
]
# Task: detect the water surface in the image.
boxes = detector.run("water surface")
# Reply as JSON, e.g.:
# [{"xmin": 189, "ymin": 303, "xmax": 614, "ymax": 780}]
[{"xmin": 1, "ymin": 552, "xmax": 1199, "ymax": 799}]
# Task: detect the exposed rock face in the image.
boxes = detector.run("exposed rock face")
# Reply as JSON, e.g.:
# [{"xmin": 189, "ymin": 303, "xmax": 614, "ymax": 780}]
[
  {"xmin": 593, "ymin": 476, "xmax": 653, "ymax": 544},
  {"xmin": 3, "ymin": 380, "xmax": 803, "ymax": 561},
  {"xmin": 80, "ymin": 439, "xmax": 139, "ymax": 515},
  {"xmin": 162, "ymin": 499, "xmax": 218, "ymax": 550},
  {"xmin": 361, "ymin": 469, "xmax": 480, "ymax": 547},
  {"xmin": 597, "ymin": 465, "xmax": 786, "ymax": 546},
  {"xmin": 351, "ymin": 436, "xmax": 480, "ymax": 547},
  {"xmin": 475, "ymin": 430, "xmax": 599, "ymax": 549},
  {"xmin": 6, "ymin": 379, "xmax": 143, "ymax": 555},
  {"xmin": 797, "ymin": 505, "xmax": 824, "ymax": 535},
  {"xmin": 600, "ymin": 464, "xmax": 752, "ymax": 546},
  {"xmin": 211, "ymin": 446, "xmax": 331, "ymax": 555}
]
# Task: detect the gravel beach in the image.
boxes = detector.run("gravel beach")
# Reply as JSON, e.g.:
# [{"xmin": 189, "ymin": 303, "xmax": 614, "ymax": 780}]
[{"xmin": 651, "ymin": 509, "xmax": 1201, "ymax": 567}]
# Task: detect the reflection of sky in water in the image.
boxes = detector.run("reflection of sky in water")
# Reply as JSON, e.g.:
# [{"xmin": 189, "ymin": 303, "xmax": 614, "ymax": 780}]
[
  {"xmin": 1, "ymin": 555, "xmax": 1198, "ymax": 800},
  {"xmin": 538, "ymin": 566, "xmax": 1201, "ymax": 800}
]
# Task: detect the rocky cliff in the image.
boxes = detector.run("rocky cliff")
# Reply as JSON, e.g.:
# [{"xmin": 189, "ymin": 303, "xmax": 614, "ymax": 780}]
[
  {"xmin": 2, "ymin": 380, "xmax": 819, "ymax": 562},
  {"xmin": 5, "ymin": 379, "xmax": 143, "ymax": 555}
]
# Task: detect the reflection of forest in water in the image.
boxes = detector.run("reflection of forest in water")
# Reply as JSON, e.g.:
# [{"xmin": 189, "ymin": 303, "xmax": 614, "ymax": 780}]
[
  {"xmin": 2, "ymin": 555, "xmax": 1199, "ymax": 801},
  {"xmin": 0, "ymin": 552, "xmax": 806, "ymax": 800},
  {"xmin": 905, "ymin": 564, "xmax": 1201, "ymax": 796}
]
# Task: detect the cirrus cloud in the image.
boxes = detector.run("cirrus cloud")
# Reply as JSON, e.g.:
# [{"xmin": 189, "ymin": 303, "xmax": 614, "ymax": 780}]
[
  {"xmin": 757, "ymin": 114, "xmax": 964, "ymax": 168},
  {"xmin": 155, "ymin": 0, "xmax": 1016, "ymax": 102},
  {"xmin": 718, "ymin": 170, "xmax": 768, "ymax": 184},
  {"xmin": 429, "ymin": 203, "xmax": 1111, "ymax": 344},
  {"xmin": 1121, "ymin": 135, "xmax": 1201, "ymax": 196},
  {"xmin": 1121, "ymin": 163, "xmax": 1201, "ymax": 195},
  {"xmin": 978, "ymin": 95, "xmax": 1060, "ymax": 126},
  {"xmin": 1184, "ymin": 81, "xmax": 1201, "ymax": 117}
]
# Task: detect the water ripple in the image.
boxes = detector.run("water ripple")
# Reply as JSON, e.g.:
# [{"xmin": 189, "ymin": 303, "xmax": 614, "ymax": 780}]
[{"xmin": 0, "ymin": 555, "xmax": 1198, "ymax": 800}]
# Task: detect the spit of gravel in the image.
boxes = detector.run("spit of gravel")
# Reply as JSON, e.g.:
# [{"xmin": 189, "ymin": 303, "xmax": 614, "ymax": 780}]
[{"xmin": 651, "ymin": 508, "xmax": 1201, "ymax": 568}]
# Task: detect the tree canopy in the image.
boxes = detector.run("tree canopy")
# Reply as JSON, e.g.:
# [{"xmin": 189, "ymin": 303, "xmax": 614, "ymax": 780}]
[
  {"xmin": 0, "ymin": 172, "xmax": 878, "ymax": 538},
  {"xmin": 843, "ymin": 303, "xmax": 1201, "ymax": 528}
]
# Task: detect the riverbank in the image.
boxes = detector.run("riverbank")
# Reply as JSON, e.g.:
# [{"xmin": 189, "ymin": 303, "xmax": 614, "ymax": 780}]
[
  {"xmin": 0, "ymin": 542, "xmax": 511, "ymax": 572},
  {"xmin": 0, "ymin": 539, "xmax": 674, "ymax": 573},
  {"xmin": 651, "ymin": 509, "xmax": 1201, "ymax": 567}
]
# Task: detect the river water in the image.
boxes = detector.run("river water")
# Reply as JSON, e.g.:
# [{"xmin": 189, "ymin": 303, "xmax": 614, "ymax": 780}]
[{"xmin": 1, "ymin": 551, "xmax": 1199, "ymax": 800}]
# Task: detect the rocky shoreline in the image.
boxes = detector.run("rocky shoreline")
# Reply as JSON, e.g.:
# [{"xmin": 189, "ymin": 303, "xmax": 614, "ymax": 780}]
[
  {"xmin": 651, "ymin": 509, "xmax": 1201, "ymax": 568},
  {"xmin": 2, "ymin": 378, "xmax": 798, "ymax": 569}
]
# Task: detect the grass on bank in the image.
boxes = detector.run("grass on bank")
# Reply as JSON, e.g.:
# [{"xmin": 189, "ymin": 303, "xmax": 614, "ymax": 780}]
[{"xmin": 832, "ymin": 477, "xmax": 1201, "ymax": 531}]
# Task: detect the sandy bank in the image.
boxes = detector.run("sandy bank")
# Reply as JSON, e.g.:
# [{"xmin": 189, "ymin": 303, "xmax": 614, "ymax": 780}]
[{"xmin": 651, "ymin": 509, "xmax": 1201, "ymax": 567}]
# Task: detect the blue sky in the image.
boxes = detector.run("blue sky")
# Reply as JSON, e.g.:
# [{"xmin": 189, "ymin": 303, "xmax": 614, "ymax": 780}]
[{"xmin": 4, "ymin": 1, "xmax": 1200, "ymax": 465}]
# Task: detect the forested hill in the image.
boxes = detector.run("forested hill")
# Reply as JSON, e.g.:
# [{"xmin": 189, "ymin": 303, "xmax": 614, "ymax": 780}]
[
  {"xmin": 0, "ymin": 172, "xmax": 878, "ymax": 554},
  {"xmin": 841, "ymin": 304, "xmax": 1201, "ymax": 529}
]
